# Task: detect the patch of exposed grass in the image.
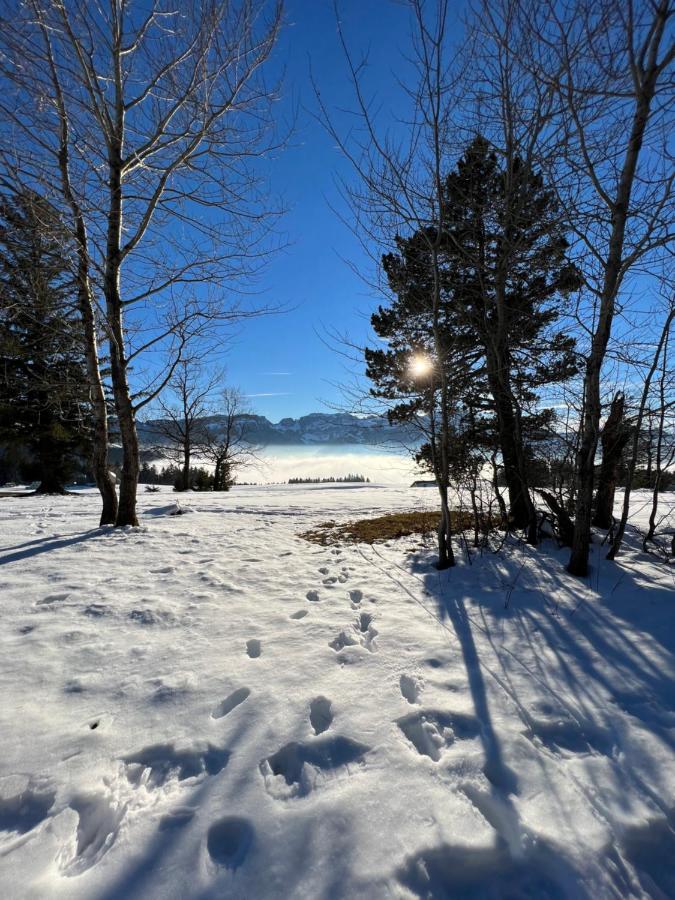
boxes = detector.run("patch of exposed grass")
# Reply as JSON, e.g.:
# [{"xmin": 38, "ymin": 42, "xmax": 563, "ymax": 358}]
[{"xmin": 300, "ymin": 509, "xmax": 485, "ymax": 546}]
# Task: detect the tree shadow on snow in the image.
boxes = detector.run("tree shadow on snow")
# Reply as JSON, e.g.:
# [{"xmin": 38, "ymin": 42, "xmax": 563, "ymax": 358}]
[
  {"xmin": 0, "ymin": 529, "xmax": 105, "ymax": 566},
  {"xmin": 404, "ymin": 529, "xmax": 675, "ymax": 898}
]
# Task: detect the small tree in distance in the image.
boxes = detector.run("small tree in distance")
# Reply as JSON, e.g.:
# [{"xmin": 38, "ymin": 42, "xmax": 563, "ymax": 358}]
[
  {"xmin": 197, "ymin": 389, "xmax": 260, "ymax": 491},
  {"xmin": 146, "ymin": 359, "xmax": 219, "ymax": 493}
]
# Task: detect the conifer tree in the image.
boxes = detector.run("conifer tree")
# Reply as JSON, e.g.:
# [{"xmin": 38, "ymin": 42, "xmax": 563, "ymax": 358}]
[
  {"xmin": 0, "ymin": 191, "xmax": 90, "ymax": 493},
  {"xmin": 442, "ymin": 137, "xmax": 580, "ymax": 539},
  {"xmin": 366, "ymin": 229, "xmax": 488, "ymax": 566},
  {"xmin": 367, "ymin": 137, "xmax": 580, "ymax": 543}
]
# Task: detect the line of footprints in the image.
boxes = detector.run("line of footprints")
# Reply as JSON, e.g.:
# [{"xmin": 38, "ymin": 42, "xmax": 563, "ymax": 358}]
[
  {"xmin": 41, "ymin": 556, "xmax": 474, "ymax": 879},
  {"xmin": 296, "ymin": 556, "xmax": 379, "ymax": 655}
]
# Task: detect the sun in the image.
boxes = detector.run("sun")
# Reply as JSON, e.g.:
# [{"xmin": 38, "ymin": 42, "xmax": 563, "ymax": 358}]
[{"xmin": 409, "ymin": 354, "xmax": 433, "ymax": 378}]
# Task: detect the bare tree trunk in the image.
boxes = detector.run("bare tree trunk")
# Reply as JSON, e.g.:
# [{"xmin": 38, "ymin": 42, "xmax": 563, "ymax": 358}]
[
  {"xmin": 567, "ymin": 8, "xmax": 671, "ymax": 575},
  {"xmin": 592, "ymin": 392, "xmax": 631, "ymax": 530},
  {"xmin": 436, "ymin": 482, "xmax": 455, "ymax": 569},
  {"xmin": 84, "ymin": 313, "xmax": 118, "ymax": 526},
  {"xmin": 104, "ymin": 68, "xmax": 140, "ymax": 526},
  {"xmin": 469, "ymin": 472, "xmax": 480, "ymax": 547},
  {"xmin": 607, "ymin": 308, "xmax": 674, "ymax": 559},
  {"xmin": 491, "ymin": 451, "xmax": 508, "ymax": 524},
  {"xmin": 182, "ymin": 437, "xmax": 191, "ymax": 492},
  {"xmin": 487, "ymin": 359, "xmax": 537, "ymax": 541},
  {"xmin": 38, "ymin": 8, "xmax": 117, "ymax": 525},
  {"xmin": 645, "ymin": 416, "xmax": 654, "ymax": 485},
  {"xmin": 73, "ymin": 225, "xmax": 117, "ymax": 524},
  {"xmin": 644, "ymin": 329, "xmax": 672, "ymax": 548}
]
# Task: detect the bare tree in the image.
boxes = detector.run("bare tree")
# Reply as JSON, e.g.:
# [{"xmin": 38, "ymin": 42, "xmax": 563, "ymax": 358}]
[
  {"xmin": 0, "ymin": 0, "xmax": 285, "ymax": 526},
  {"xmin": 196, "ymin": 388, "xmax": 260, "ymax": 491},
  {"xmin": 644, "ymin": 328, "xmax": 675, "ymax": 550},
  {"xmin": 507, "ymin": 0, "xmax": 675, "ymax": 575},
  {"xmin": 608, "ymin": 302, "xmax": 675, "ymax": 558},
  {"xmin": 147, "ymin": 359, "xmax": 220, "ymax": 492}
]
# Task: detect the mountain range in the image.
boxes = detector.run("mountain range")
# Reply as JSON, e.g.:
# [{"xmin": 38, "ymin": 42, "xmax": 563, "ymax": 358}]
[{"xmin": 137, "ymin": 412, "xmax": 417, "ymax": 448}]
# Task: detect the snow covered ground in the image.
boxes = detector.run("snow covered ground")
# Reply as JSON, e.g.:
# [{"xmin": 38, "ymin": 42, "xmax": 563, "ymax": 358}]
[{"xmin": 0, "ymin": 484, "xmax": 674, "ymax": 899}]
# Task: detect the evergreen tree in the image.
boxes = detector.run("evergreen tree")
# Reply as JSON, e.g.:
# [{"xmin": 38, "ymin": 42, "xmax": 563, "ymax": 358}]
[
  {"xmin": 442, "ymin": 137, "xmax": 581, "ymax": 538},
  {"xmin": 367, "ymin": 228, "xmax": 486, "ymax": 489},
  {"xmin": 366, "ymin": 228, "xmax": 488, "ymax": 566},
  {"xmin": 367, "ymin": 137, "xmax": 581, "ymax": 545},
  {"xmin": 0, "ymin": 191, "xmax": 91, "ymax": 492}
]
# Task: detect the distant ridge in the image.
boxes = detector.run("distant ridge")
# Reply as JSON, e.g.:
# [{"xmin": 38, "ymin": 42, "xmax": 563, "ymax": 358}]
[{"xmin": 137, "ymin": 412, "xmax": 418, "ymax": 447}]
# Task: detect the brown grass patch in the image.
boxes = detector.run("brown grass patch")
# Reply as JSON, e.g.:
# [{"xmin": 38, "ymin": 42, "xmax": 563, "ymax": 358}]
[{"xmin": 300, "ymin": 509, "xmax": 484, "ymax": 546}]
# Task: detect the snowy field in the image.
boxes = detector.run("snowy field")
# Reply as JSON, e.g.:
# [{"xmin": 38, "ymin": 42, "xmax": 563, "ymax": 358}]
[{"xmin": 0, "ymin": 484, "xmax": 674, "ymax": 899}]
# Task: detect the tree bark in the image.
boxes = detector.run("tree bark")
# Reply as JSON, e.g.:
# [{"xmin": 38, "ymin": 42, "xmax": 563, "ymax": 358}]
[
  {"xmin": 486, "ymin": 356, "xmax": 537, "ymax": 542},
  {"xmin": 76, "ymin": 258, "xmax": 117, "ymax": 524},
  {"xmin": 105, "ymin": 22, "xmax": 139, "ymax": 528},
  {"xmin": 490, "ymin": 451, "xmax": 508, "ymax": 524},
  {"xmin": 105, "ymin": 139, "xmax": 140, "ymax": 526},
  {"xmin": 182, "ymin": 438, "xmax": 191, "ymax": 492},
  {"xmin": 592, "ymin": 392, "xmax": 631, "ymax": 530},
  {"xmin": 436, "ymin": 482, "xmax": 455, "ymax": 569}
]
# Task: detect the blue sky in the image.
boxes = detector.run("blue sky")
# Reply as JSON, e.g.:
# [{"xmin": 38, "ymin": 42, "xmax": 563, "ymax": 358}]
[{"xmin": 217, "ymin": 0, "xmax": 460, "ymax": 421}]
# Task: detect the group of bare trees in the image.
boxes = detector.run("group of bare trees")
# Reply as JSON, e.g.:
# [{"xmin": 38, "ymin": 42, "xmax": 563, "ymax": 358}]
[
  {"xmin": 147, "ymin": 361, "xmax": 258, "ymax": 492},
  {"xmin": 324, "ymin": 0, "xmax": 674, "ymax": 573},
  {"xmin": 0, "ymin": 0, "xmax": 283, "ymax": 525}
]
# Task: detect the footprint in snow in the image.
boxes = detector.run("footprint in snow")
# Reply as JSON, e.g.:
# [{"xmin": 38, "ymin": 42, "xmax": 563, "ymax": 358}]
[
  {"xmin": 36, "ymin": 592, "xmax": 69, "ymax": 606},
  {"xmin": 397, "ymin": 710, "xmax": 479, "ymax": 762},
  {"xmin": 318, "ymin": 567, "xmax": 330, "ymax": 575},
  {"xmin": 123, "ymin": 741, "xmax": 230, "ymax": 788},
  {"xmin": 290, "ymin": 609, "xmax": 308, "ymax": 620},
  {"xmin": 306, "ymin": 590, "xmax": 320, "ymax": 603},
  {"xmin": 58, "ymin": 791, "xmax": 126, "ymax": 876},
  {"xmin": 0, "ymin": 777, "xmax": 56, "ymax": 837},
  {"xmin": 349, "ymin": 589, "xmax": 363, "ymax": 607},
  {"xmin": 310, "ymin": 696, "xmax": 333, "ymax": 735},
  {"xmin": 207, "ymin": 816, "xmax": 254, "ymax": 869},
  {"xmin": 329, "ymin": 631, "xmax": 357, "ymax": 652},
  {"xmin": 357, "ymin": 612, "xmax": 373, "ymax": 632},
  {"xmin": 246, "ymin": 639, "xmax": 262, "ymax": 659},
  {"xmin": 356, "ymin": 614, "xmax": 378, "ymax": 652},
  {"xmin": 260, "ymin": 735, "xmax": 369, "ymax": 801},
  {"xmin": 400, "ymin": 674, "xmax": 422, "ymax": 704},
  {"xmin": 81, "ymin": 603, "xmax": 113, "ymax": 618},
  {"xmin": 211, "ymin": 687, "xmax": 250, "ymax": 719}
]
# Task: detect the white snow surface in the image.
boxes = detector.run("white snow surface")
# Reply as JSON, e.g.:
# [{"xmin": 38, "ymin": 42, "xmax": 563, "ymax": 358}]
[{"xmin": 0, "ymin": 484, "xmax": 674, "ymax": 899}]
